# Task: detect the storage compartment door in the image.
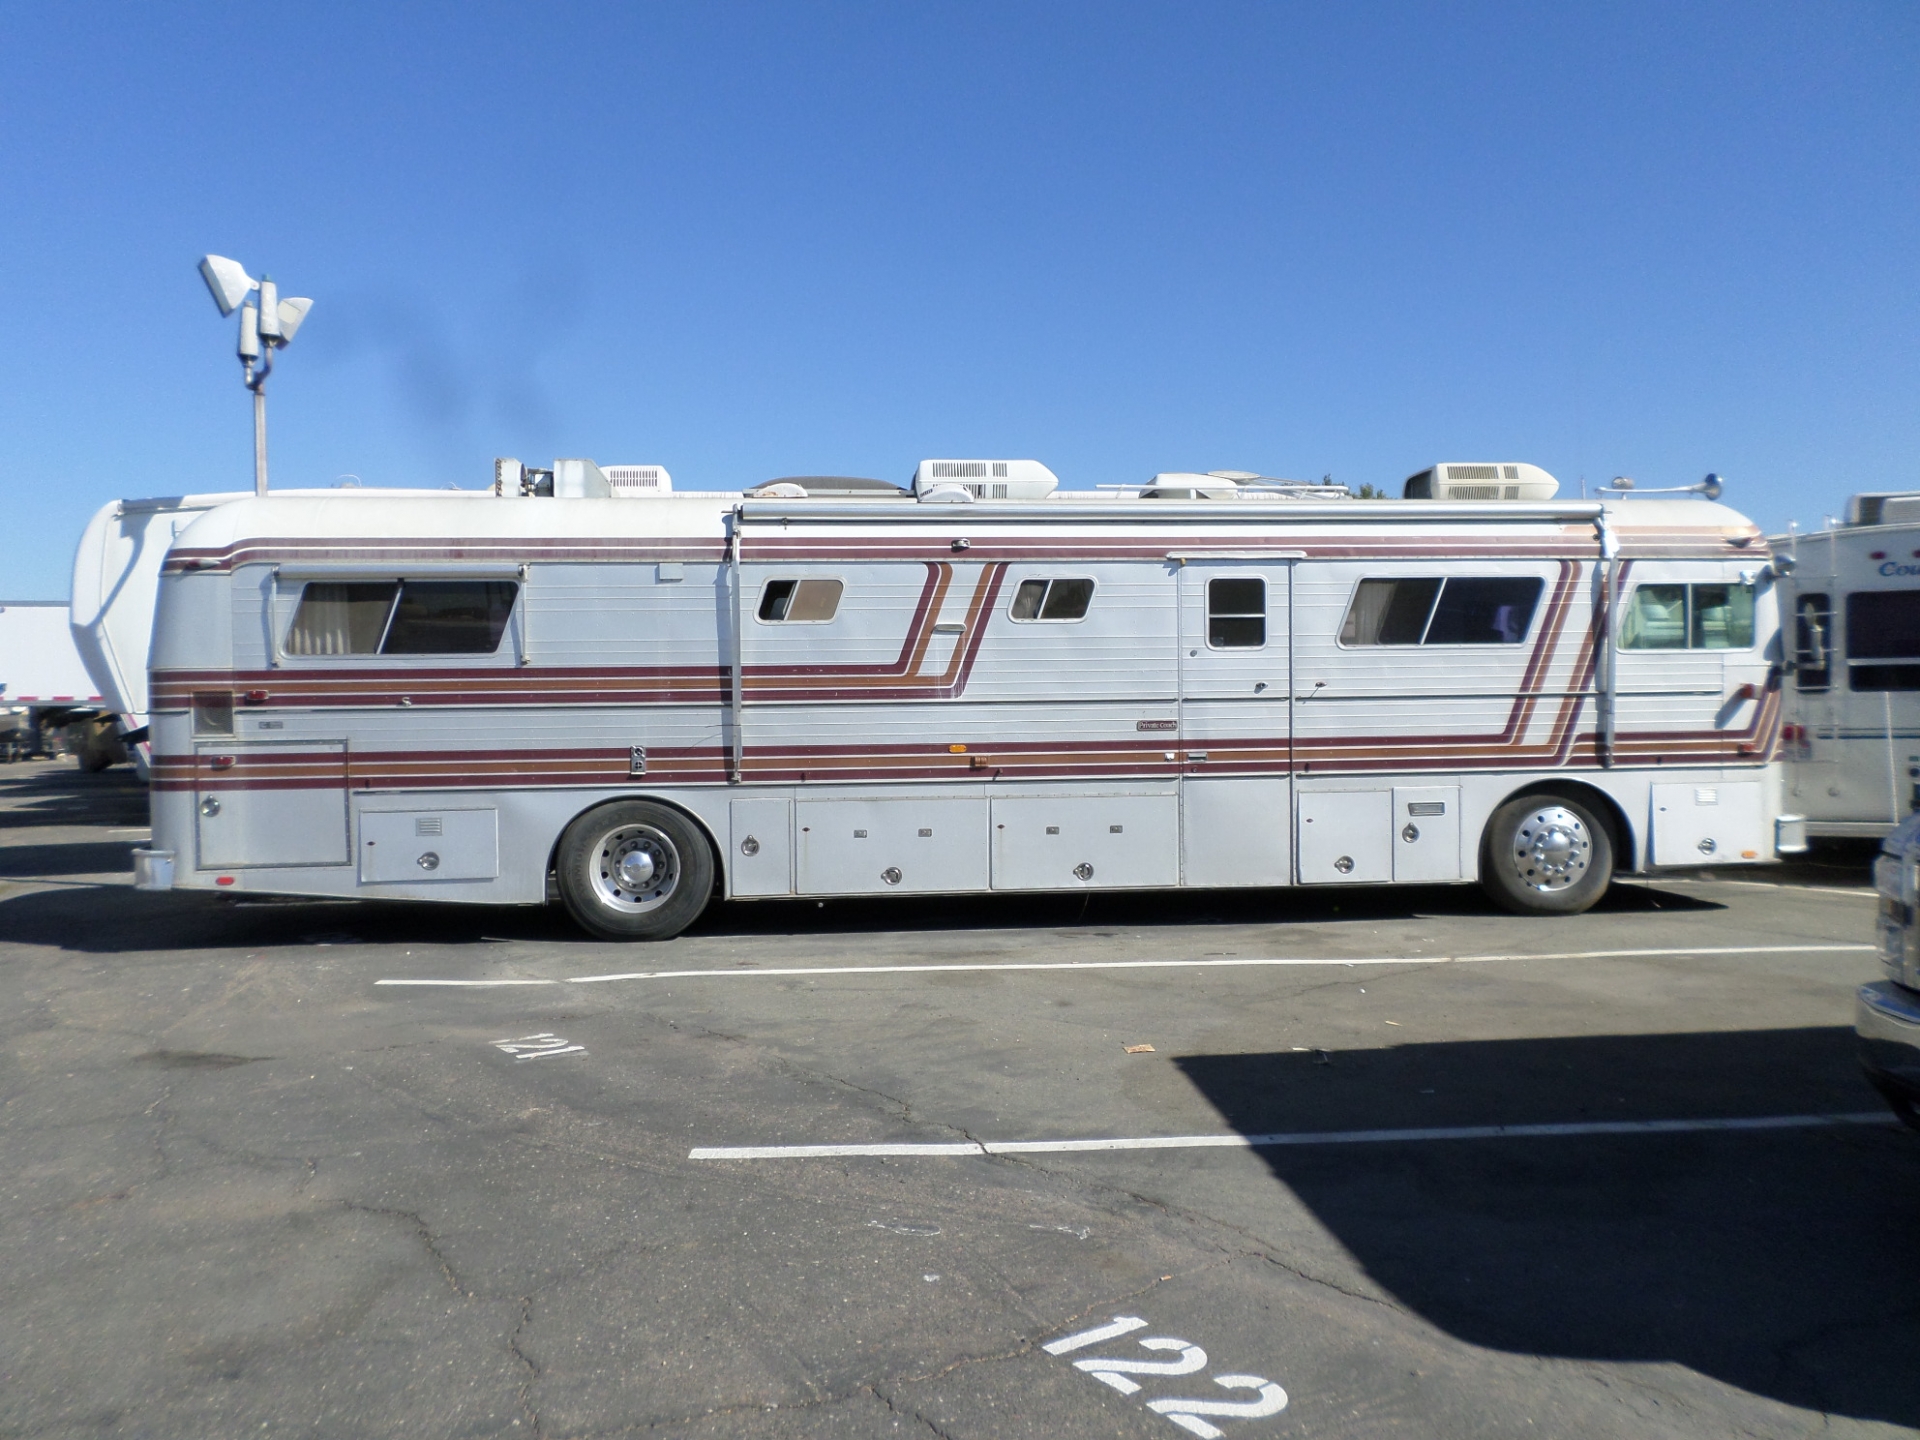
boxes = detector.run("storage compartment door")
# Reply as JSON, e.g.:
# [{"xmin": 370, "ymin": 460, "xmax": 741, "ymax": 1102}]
[
  {"xmin": 1651, "ymin": 781, "xmax": 1764, "ymax": 866},
  {"xmin": 195, "ymin": 742, "xmax": 348, "ymax": 869},
  {"xmin": 729, "ymin": 797, "xmax": 794, "ymax": 897},
  {"xmin": 1182, "ymin": 777, "xmax": 1291, "ymax": 887},
  {"xmin": 1297, "ymin": 789, "xmax": 1392, "ymax": 884},
  {"xmin": 1392, "ymin": 785, "xmax": 1462, "ymax": 882},
  {"xmin": 991, "ymin": 794, "xmax": 1179, "ymax": 890},
  {"xmin": 795, "ymin": 798, "xmax": 990, "ymax": 895},
  {"xmin": 358, "ymin": 808, "xmax": 499, "ymax": 883}
]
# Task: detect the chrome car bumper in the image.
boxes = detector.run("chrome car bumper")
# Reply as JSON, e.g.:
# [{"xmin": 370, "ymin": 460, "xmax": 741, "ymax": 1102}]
[{"xmin": 1857, "ymin": 981, "xmax": 1920, "ymax": 1115}]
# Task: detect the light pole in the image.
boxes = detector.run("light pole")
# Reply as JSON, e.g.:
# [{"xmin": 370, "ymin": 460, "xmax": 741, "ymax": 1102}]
[{"xmin": 198, "ymin": 255, "xmax": 312, "ymax": 495}]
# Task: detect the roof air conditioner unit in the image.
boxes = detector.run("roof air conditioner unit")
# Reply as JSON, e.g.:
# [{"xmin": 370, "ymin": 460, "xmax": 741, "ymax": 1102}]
[
  {"xmin": 1403, "ymin": 463, "xmax": 1559, "ymax": 501},
  {"xmin": 1847, "ymin": 493, "xmax": 1920, "ymax": 527},
  {"xmin": 912, "ymin": 459, "xmax": 1059, "ymax": 501},
  {"xmin": 604, "ymin": 465, "xmax": 673, "ymax": 495}
]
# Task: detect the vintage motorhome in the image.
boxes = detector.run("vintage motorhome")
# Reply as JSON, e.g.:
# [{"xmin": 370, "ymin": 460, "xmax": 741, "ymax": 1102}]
[
  {"xmin": 1776, "ymin": 493, "xmax": 1920, "ymax": 837},
  {"xmin": 131, "ymin": 459, "xmax": 1794, "ymax": 939}
]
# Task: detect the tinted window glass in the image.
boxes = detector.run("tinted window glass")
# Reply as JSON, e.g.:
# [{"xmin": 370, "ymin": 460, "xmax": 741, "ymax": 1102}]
[
  {"xmin": 1621, "ymin": 584, "xmax": 1688, "ymax": 649},
  {"xmin": 1847, "ymin": 591, "xmax": 1920, "ymax": 660},
  {"xmin": 1207, "ymin": 576, "xmax": 1265, "ymax": 648},
  {"xmin": 382, "ymin": 581, "xmax": 518, "ymax": 654},
  {"xmin": 1338, "ymin": 578, "xmax": 1441, "ymax": 645},
  {"xmin": 1690, "ymin": 584, "xmax": 1754, "ymax": 649},
  {"xmin": 757, "ymin": 578, "xmax": 842, "ymax": 622},
  {"xmin": 1423, "ymin": 577, "xmax": 1544, "ymax": 645},
  {"xmin": 285, "ymin": 581, "xmax": 399, "ymax": 655},
  {"xmin": 1851, "ymin": 664, "xmax": 1920, "ymax": 692},
  {"xmin": 1008, "ymin": 578, "xmax": 1095, "ymax": 622},
  {"xmin": 1039, "ymin": 578, "xmax": 1094, "ymax": 620},
  {"xmin": 1795, "ymin": 594, "xmax": 1831, "ymax": 690}
]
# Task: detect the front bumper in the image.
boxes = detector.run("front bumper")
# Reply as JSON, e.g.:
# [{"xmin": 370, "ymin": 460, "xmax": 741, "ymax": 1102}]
[{"xmin": 1857, "ymin": 982, "xmax": 1920, "ymax": 1120}]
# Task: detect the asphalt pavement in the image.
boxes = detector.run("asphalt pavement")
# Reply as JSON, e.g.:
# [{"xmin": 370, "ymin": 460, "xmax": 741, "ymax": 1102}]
[{"xmin": 2, "ymin": 758, "xmax": 1914, "ymax": 1439}]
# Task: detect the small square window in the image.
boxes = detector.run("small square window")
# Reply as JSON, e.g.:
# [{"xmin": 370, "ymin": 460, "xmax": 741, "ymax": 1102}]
[
  {"xmin": 1008, "ymin": 578, "xmax": 1095, "ymax": 622},
  {"xmin": 1207, "ymin": 576, "xmax": 1265, "ymax": 648},
  {"xmin": 758, "ymin": 578, "xmax": 844, "ymax": 622}
]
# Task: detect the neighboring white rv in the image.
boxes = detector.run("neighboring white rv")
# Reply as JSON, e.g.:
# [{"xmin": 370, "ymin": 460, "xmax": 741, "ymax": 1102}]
[
  {"xmin": 1776, "ymin": 493, "xmax": 1920, "ymax": 837},
  {"xmin": 0, "ymin": 600, "xmax": 107, "ymax": 762},
  {"xmin": 132, "ymin": 459, "xmax": 1793, "ymax": 940}
]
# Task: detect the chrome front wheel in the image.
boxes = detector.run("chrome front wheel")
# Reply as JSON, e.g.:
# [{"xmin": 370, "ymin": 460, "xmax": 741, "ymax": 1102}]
[
  {"xmin": 1481, "ymin": 793, "xmax": 1613, "ymax": 915},
  {"xmin": 557, "ymin": 801, "xmax": 714, "ymax": 940}
]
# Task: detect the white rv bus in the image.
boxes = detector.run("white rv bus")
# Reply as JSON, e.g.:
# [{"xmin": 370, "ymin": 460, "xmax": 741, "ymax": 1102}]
[
  {"xmin": 1776, "ymin": 492, "xmax": 1920, "ymax": 837},
  {"xmin": 132, "ymin": 459, "xmax": 1793, "ymax": 940}
]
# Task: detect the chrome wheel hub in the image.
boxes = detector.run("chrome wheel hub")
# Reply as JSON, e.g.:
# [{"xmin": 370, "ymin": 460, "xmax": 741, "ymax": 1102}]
[
  {"xmin": 592, "ymin": 824, "xmax": 680, "ymax": 913},
  {"xmin": 1509, "ymin": 805, "xmax": 1590, "ymax": 892}
]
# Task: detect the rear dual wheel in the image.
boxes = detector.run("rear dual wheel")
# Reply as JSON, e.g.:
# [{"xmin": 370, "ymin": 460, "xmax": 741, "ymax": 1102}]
[
  {"xmin": 1480, "ymin": 793, "xmax": 1614, "ymax": 915},
  {"xmin": 556, "ymin": 800, "xmax": 715, "ymax": 941}
]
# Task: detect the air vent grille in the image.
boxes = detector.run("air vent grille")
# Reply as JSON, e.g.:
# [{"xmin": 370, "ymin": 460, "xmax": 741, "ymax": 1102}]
[
  {"xmin": 415, "ymin": 816, "xmax": 443, "ymax": 836},
  {"xmin": 932, "ymin": 462, "xmax": 989, "ymax": 479},
  {"xmin": 1449, "ymin": 484, "xmax": 1500, "ymax": 500},
  {"xmin": 1446, "ymin": 465, "xmax": 1500, "ymax": 481}
]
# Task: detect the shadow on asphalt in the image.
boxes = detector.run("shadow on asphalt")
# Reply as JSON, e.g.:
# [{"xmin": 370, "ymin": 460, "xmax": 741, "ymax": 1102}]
[
  {"xmin": 0, "ymin": 875, "xmax": 1730, "ymax": 955},
  {"xmin": 1176, "ymin": 1030, "xmax": 1920, "ymax": 1428},
  {"xmin": 0, "ymin": 762, "xmax": 147, "ymax": 830}
]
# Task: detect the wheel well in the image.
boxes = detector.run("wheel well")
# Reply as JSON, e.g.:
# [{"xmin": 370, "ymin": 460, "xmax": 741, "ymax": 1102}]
[
  {"xmin": 1492, "ymin": 780, "xmax": 1637, "ymax": 872},
  {"xmin": 545, "ymin": 796, "xmax": 726, "ymax": 893}
]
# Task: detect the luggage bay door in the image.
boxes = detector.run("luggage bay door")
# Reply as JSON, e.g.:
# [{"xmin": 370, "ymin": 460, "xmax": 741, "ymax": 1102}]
[
  {"xmin": 195, "ymin": 741, "xmax": 349, "ymax": 869},
  {"xmin": 1175, "ymin": 559, "xmax": 1294, "ymax": 887}
]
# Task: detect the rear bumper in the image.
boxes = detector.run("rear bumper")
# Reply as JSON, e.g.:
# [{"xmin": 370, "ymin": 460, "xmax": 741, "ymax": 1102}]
[{"xmin": 132, "ymin": 848, "xmax": 174, "ymax": 891}]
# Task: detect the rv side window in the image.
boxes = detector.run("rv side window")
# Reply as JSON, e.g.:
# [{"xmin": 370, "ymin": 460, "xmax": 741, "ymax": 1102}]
[
  {"xmin": 1009, "ymin": 578, "xmax": 1095, "ymax": 622},
  {"xmin": 284, "ymin": 579, "xmax": 517, "ymax": 656},
  {"xmin": 1339, "ymin": 577, "xmax": 1542, "ymax": 645},
  {"xmin": 1847, "ymin": 591, "xmax": 1920, "ymax": 690},
  {"xmin": 1794, "ymin": 594, "xmax": 1831, "ymax": 690},
  {"xmin": 285, "ymin": 582, "xmax": 400, "ymax": 655},
  {"xmin": 757, "ymin": 578, "xmax": 843, "ymax": 622},
  {"xmin": 1207, "ymin": 577, "xmax": 1265, "ymax": 648},
  {"xmin": 1620, "ymin": 583, "xmax": 1754, "ymax": 650},
  {"xmin": 381, "ymin": 581, "xmax": 518, "ymax": 654}
]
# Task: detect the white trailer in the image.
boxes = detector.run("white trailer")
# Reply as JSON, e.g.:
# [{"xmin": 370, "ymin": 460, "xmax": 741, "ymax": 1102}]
[
  {"xmin": 0, "ymin": 600, "xmax": 107, "ymax": 762},
  {"xmin": 1776, "ymin": 492, "xmax": 1920, "ymax": 837},
  {"xmin": 131, "ymin": 459, "xmax": 1795, "ymax": 939}
]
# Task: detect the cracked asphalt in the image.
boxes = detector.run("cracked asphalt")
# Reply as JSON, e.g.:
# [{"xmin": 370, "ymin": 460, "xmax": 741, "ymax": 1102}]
[{"xmin": 5, "ymin": 758, "xmax": 1920, "ymax": 1439}]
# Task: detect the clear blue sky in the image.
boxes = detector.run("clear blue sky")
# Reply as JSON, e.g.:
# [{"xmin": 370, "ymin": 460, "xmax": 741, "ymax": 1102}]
[{"xmin": 2, "ymin": 2, "xmax": 1915, "ymax": 598}]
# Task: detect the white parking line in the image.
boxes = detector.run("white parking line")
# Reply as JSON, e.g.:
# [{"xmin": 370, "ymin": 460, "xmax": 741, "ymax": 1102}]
[
  {"xmin": 375, "ymin": 942, "xmax": 1873, "ymax": 989},
  {"xmin": 688, "ymin": 1111, "xmax": 1896, "ymax": 1160}
]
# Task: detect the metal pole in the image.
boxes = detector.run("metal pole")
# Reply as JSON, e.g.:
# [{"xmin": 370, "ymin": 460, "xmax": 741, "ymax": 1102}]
[{"xmin": 253, "ymin": 385, "xmax": 268, "ymax": 495}]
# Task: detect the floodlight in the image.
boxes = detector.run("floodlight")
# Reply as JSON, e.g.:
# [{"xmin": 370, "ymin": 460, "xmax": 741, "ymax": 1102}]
[
  {"xmin": 1699, "ymin": 472, "xmax": 1724, "ymax": 501},
  {"xmin": 199, "ymin": 254, "xmax": 255, "ymax": 316},
  {"xmin": 276, "ymin": 296, "xmax": 312, "ymax": 341},
  {"xmin": 196, "ymin": 253, "xmax": 314, "ymax": 496}
]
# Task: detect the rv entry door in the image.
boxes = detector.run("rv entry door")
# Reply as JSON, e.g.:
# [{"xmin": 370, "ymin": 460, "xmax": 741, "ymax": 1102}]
[{"xmin": 1175, "ymin": 558, "xmax": 1294, "ymax": 886}]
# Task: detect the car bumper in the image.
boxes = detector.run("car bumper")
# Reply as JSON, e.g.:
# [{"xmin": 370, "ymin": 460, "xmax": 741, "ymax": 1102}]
[{"xmin": 1858, "ymin": 981, "xmax": 1920, "ymax": 1107}]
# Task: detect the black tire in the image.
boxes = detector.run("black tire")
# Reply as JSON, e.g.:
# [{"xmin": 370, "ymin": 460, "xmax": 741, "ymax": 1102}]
[
  {"xmin": 555, "ymin": 801, "xmax": 715, "ymax": 941},
  {"xmin": 1479, "ymin": 792, "xmax": 1614, "ymax": 915}
]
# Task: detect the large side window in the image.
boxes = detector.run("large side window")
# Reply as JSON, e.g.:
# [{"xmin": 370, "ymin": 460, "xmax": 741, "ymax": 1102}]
[
  {"xmin": 1847, "ymin": 591, "xmax": 1920, "ymax": 690},
  {"xmin": 285, "ymin": 582, "xmax": 400, "ymax": 655},
  {"xmin": 383, "ymin": 581, "xmax": 518, "ymax": 654},
  {"xmin": 1621, "ymin": 583, "xmax": 1753, "ymax": 651},
  {"xmin": 1207, "ymin": 577, "xmax": 1265, "ymax": 648},
  {"xmin": 757, "ymin": 578, "xmax": 843, "ymax": 622},
  {"xmin": 284, "ymin": 579, "xmax": 517, "ymax": 656},
  {"xmin": 1009, "ymin": 578, "xmax": 1095, "ymax": 621},
  {"xmin": 1794, "ymin": 593, "xmax": 1831, "ymax": 690},
  {"xmin": 1340, "ymin": 576, "xmax": 1542, "ymax": 646}
]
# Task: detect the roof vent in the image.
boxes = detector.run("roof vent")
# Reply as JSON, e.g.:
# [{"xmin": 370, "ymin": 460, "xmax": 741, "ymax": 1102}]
[
  {"xmin": 1403, "ymin": 463, "xmax": 1558, "ymax": 501},
  {"xmin": 912, "ymin": 459, "xmax": 1058, "ymax": 501}
]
